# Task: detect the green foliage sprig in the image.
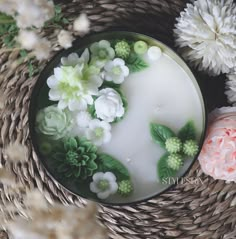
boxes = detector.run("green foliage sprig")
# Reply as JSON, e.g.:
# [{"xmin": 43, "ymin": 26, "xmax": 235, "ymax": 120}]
[{"xmin": 150, "ymin": 120, "xmax": 199, "ymax": 182}]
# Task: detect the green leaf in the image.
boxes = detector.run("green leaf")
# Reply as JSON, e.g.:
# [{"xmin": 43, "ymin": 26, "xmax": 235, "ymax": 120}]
[
  {"xmin": 178, "ymin": 120, "xmax": 196, "ymax": 141},
  {"xmin": 158, "ymin": 153, "xmax": 176, "ymax": 183},
  {"xmin": 64, "ymin": 138, "xmax": 78, "ymax": 151},
  {"xmin": 98, "ymin": 154, "xmax": 130, "ymax": 181},
  {"xmin": 126, "ymin": 53, "xmax": 148, "ymax": 72},
  {"xmin": 150, "ymin": 123, "xmax": 175, "ymax": 148}
]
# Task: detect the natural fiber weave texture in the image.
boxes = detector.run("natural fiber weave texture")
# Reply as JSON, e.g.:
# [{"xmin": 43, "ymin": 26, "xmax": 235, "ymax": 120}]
[{"xmin": 0, "ymin": 0, "xmax": 233, "ymax": 238}]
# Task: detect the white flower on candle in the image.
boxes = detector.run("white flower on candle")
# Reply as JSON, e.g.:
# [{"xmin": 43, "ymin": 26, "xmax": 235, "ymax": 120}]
[
  {"xmin": 57, "ymin": 30, "xmax": 74, "ymax": 49},
  {"xmin": 90, "ymin": 172, "xmax": 118, "ymax": 199},
  {"xmin": 95, "ymin": 88, "xmax": 124, "ymax": 122},
  {"xmin": 103, "ymin": 58, "xmax": 129, "ymax": 84},
  {"xmin": 73, "ymin": 13, "xmax": 90, "ymax": 35},
  {"xmin": 85, "ymin": 119, "xmax": 111, "ymax": 146},
  {"xmin": 147, "ymin": 46, "xmax": 162, "ymax": 61}
]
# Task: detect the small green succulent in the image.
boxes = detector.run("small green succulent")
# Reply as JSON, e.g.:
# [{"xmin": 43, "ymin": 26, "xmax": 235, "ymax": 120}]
[
  {"xmin": 165, "ymin": 137, "xmax": 182, "ymax": 153},
  {"xmin": 183, "ymin": 140, "xmax": 199, "ymax": 157},
  {"xmin": 115, "ymin": 41, "xmax": 131, "ymax": 59},
  {"xmin": 167, "ymin": 153, "xmax": 183, "ymax": 170},
  {"xmin": 53, "ymin": 137, "xmax": 98, "ymax": 180},
  {"xmin": 118, "ymin": 180, "xmax": 133, "ymax": 197}
]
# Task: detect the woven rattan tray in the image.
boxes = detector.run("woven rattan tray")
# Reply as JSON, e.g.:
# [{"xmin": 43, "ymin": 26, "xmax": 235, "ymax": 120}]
[{"xmin": 0, "ymin": 0, "xmax": 234, "ymax": 238}]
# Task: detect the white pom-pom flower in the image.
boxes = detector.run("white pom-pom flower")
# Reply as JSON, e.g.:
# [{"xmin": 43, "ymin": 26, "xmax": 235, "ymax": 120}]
[
  {"xmin": 85, "ymin": 119, "xmax": 111, "ymax": 146},
  {"xmin": 17, "ymin": 30, "xmax": 40, "ymax": 50},
  {"xmin": 174, "ymin": 0, "xmax": 236, "ymax": 76},
  {"xmin": 103, "ymin": 58, "xmax": 129, "ymax": 84},
  {"xmin": 73, "ymin": 13, "xmax": 90, "ymax": 35},
  {"xmin": 225, "ymin": 72, "xmax": 236, "ymax": 106},
  {"xmin": 90, "ymin": 172, "xmax": 118, "ymax": 199},
  {"xmin": 57, "ymin": 30, "xmax": 74, "ymax": 49},
  {"xmin": 95, "ymin": 88, "xmax": 124, "ymax": 122}
]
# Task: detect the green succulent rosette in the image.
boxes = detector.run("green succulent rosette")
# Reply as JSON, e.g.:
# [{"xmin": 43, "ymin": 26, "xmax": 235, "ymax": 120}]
[
  {"xmin": 36, "ymin": 105, "xmax": 73, "ymax": 140},
  {"xmin": 52, "ymin": 137, "xmax": 98, "ymax": 180}
]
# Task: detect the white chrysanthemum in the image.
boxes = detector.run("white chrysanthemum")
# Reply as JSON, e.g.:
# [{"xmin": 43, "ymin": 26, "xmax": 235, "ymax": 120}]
[
  {"xmin": 73, "ymin": 13, "xmax": 90, "ymax": 35},
  {"xmin": 174, "ymin": 0, "xmax": 236, "ymax": 76},
  {"xmin": 47, "ymin": 49, "xmax": 102, "ymax": 111},
  {"xmin": 90, "ymin": 172, "xmax": 118, "ymax": 199},
  {"xmin": 17, "ymin": 30, "xmax": 40, "ymax": 50},
  {"xmin": 225, "ymin": 72, "xmax": 236, "ymax": 106},
  {"xmin": 57, "ymin": 30, "xmax": 74, "ymax": 49},
  {"xmin": 85, "ymin": 119, "xmax": 111, "ymax": 146}
]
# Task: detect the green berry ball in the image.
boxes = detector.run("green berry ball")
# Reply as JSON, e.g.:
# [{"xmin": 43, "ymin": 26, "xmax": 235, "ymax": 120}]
[
  {"xmin": 115, "ymin": 41, "xmax": 130, "ymax": 59},
  {"xmin": 167, "ymin": 154, "xmax": 183, "ymax": 170},
  {"xmin": 134, "ymin": 41, "xmax": 148, "ymax": 55},
  {"xmin": 118, "ymin": 180, "xmax": 133, "ymax": 197},
  {"xmin": 165, "ymin": 137, "xmax": 182, "ymax": 153},
  {"xmin": 183, "ymin": 140, "xmax": 199, "ymax": 157}
]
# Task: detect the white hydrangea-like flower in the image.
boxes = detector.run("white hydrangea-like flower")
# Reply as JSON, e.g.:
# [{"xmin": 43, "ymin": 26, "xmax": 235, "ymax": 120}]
[
  {"xmin": 47, "ymin": 49, "xmax": 102, "ymax": 111},
  {"xmin": 17, "ymin": 30, "xmax": 40, "ymax": 50},
  {"xmin": 103, "ymin": 58, "xmax": 129, "ymax": 84},
  {"xmin": 95, "ymin": 88, "xmax": 124, "ymax": 122},
  {"xmin": 73, "ymin": 13, "xmax": 90, "ymax": 35},
  {"xmin": 85, "ymin": 119, "xmax": 111, "ymax": 146},
  {"xmin": 15, "ymin": 0, "xmax": 54, "ymax": 29},
  {"xmin": 90, "ymin": 172, "xmax": 118, "ymax": 199},
  {"xmin": 57, "ymin": 30, "xmax": 74, "ymax": 49},
  {"xmin": 61, "ymin": 49, "xmax": 89, "ymax": 66},
  {"xmin": 225, "ymin": 72, "xmax": 236, "ymax": 106},
  {"xmin": 174, "ymin": 0, "xmax": 236, "ymax": 76}
]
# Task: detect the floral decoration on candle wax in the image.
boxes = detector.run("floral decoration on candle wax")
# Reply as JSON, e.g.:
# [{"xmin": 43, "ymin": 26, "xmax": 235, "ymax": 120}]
[
  {"xmin": 198, "ymin": 107, "xmax": 236, "ymax": 182},
  {"xmin": 35, "ymin": 38, "xmax": 163, "ymax": 201}
]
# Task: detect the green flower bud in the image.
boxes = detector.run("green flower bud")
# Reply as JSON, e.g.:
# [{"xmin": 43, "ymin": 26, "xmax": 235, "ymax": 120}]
[
  {"xmin": 167, "ymin": 153, "xmax": 183, "ymax": 170},
  {"xmin": 115, "ymin": 41, "xmax": 130, "ymax": 59},
  {"xmin": 118, "ymin": 180, "xmax": 133, "ymax": 197},
  {"xmin": 165, "ymin": 137, "xmax": 182, "ymax": 153},
  {"xmin": 183, "ymin": 140, "xmax": 199, "ymax": 157},
  {"xmin": 134, "ymin": 41, "xmax": 148, "ymax": 55}
]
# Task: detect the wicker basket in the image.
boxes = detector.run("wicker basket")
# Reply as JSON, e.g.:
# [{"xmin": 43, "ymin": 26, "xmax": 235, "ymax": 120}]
[{"xmin": 0, "ymin": 1, "xmax": 233, "ymax": 239}]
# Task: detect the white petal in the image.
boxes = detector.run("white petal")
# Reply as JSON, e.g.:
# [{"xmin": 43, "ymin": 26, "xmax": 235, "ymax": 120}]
[
  {"xmin": 103, "ymin": 131, "xmax": 112, "ymax": 144},
  {"xmin": 68, "ymin": 99, "xmax": 87, "ymax": 111},
  {"xmin": 80, "ymin": 48, "xmax": 90, "ymax": 64},
  {"xmin": 90, "ymin": 182, "xmax": 101, "ymax": 193},
  {"xmin": 54, "ymin": 67, "xmax": 62, "ymax": 80},
  {"xmin": 97, "ymin": 191, "xmax": 110, "ymax": 199},
  {"xmin": 113, "ymin": 58, "xmax": 125, "ymax": 66},
  {"xmin": 122, "ymin": 65, "xmax": 129, "ymax": 77},
  {"xmin": 58, "ymin": 100, "xmax": 67, "ymax": 109},
  {"xmin": 109, "ymin": 182, "xmax": 118, "ymax": 194},
  {"xmin": 47, "ymin": 75, "xmax": 58, "ymax": 88},
  {"xmin": 49, "ymin": 89, "xmax": 61, "ymax": 101},
  {"xmin": 104, "ymin": 172, "xmax": 116, "ymax": 182},
  {"xmin": 93, "ymin": 172, "xmax": 104, "ymax": 182}
]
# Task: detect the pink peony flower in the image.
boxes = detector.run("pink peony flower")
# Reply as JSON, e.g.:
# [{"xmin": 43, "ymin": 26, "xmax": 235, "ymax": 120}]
[{"xmin": 198, "ymin": 107, "xmax": 236, "ymax": 182}]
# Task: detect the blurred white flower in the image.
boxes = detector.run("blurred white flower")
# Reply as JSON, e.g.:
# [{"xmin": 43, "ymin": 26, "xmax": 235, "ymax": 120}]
[
  {"xmin": 57, "ymin": 30, "xmax": 74, "ymax": 49},
  {"xmin": 61, "ymin": 49, "xmax": 89, "ymax": 66},
  {"xmin": 73, "ymin": 13, "xmax": 90, "ymax": 35},
  {"xmin": 95, "ymin": 88, "xmax": 124, "ymax": 122},
  {"xmin": 103, "ymin": 58, "xmax": 129, "ymax": 84},
  {"xmin": 15, "ymin": 0, "xmax": 54, "ymax": 28},
  {"xmin": 17, "ymin": 30, "xmax": 40, "ymax": 50},
  {"xmin": 85, "ymin": 119, "xmax": 111, "ymax": 146},
  {"xmin": 225, "ymin": 72, "xmax": 236, "ymax": 106},
  {"xmin": 5, "ymin": 142, "xmax": 27, "ymax": 162},
  {"xmin": 33, "ymin": 38, "xmax": 51, "ymax": 60},
  {"xmin": 147, "ymin": 46, "xmax": 162, "ymax": 61},
  {"xmin": 90, "ymin": 172, "xmax": 118, "ymax": 199},
  {"xmin": 0, "ymin": 0, "xmax": 17, "ymax": 15}
]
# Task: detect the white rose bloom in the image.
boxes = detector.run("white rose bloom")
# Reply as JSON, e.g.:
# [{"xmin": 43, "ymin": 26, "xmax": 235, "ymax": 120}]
[
  {"xmin": 95, "ymin": 88, "xmax": 124, "ymax": 122},
  {"xmin": 103, "ymin": 58, "xmax": 129, "ymax": 84},
  {"xmin": 57, "ymin": 30, "xmax": 74, "ymax": 49},
  {"xmin": 85, "ymin": 119, "xmax": 111, "ymax": 146},
  {"xmin": 90, "ymin": 172, "xmax": 118, "ymax": 199}
]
